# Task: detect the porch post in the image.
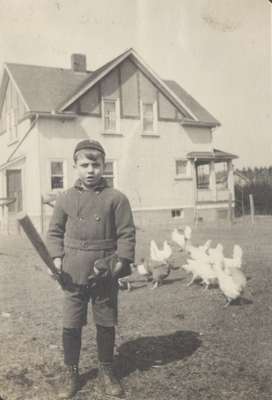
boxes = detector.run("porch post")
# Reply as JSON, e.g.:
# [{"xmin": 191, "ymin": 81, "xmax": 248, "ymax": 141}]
[
  {"xmin": 209, "ymin": 161, "xmax": 216, "ymax": 201},
  {"xmin": 227, "ymin": 161, "xmax": 234, "ymax": 198},
  {"xmin": 191, "ymin": 160, "xmax": 198, "ymax": 223}
]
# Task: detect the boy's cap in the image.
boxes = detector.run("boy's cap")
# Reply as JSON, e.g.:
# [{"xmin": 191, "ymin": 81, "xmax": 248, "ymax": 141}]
[{"xmin": 73, "ymin": 139, "xmax": 105, "ymax": 157}]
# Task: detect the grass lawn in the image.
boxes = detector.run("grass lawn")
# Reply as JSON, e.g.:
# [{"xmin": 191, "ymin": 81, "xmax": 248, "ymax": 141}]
[{"xmin": 0, "ymin": 216, "xmax": 272, "ymax": 400}]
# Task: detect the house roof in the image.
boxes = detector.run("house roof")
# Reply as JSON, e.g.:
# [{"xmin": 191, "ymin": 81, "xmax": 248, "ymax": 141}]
[
  {"xmin": 2, "ymin": 48, "xmax": 220, "ymax": 127},
  {"xmin": 5, "ymin": 63, "xmax": 92, "ymax": 112},
  {"xmin": 187, "ymin": 148, "xmax": 238, "ymax": 162},
  {"xmin": 164, "ymin": 80, "xmax": 220, "ymax": 126}
]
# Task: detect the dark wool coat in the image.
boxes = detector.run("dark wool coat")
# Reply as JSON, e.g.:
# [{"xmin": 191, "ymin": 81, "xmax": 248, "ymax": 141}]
[{"xmin": 46, "ymin": 178, "xmax": 136, "ymax": 285}]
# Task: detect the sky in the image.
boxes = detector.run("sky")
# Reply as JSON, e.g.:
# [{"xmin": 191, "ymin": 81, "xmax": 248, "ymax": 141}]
[{"xmin": 0, "ymin": 0, "xmax": 270, "ymax": 168}]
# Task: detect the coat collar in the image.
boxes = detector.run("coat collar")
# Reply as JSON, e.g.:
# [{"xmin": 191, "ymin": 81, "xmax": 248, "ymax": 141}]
[{"xmin": 74, "ymin": 177, "xmax": 108, "ymax": 192}]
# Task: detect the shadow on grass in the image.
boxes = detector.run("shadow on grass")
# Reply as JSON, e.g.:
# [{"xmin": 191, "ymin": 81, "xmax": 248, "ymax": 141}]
[
  {"xmin": 230, "ymin": 297, "xmax": 253, "ymax": 306},
  {"xmin": 162, "ymin": 277, "xmax": 185, "ymax": 285},
  {"xmin": 80, "ymin": 368, "xmax": 98, "ymax": 389},
  {"xmin": 122, "ymin": 284, "xmax": 148, "ymax": 291},
  {"xmin": 115, "ymin": 330, "xmax": 201, "ymax": 378}
]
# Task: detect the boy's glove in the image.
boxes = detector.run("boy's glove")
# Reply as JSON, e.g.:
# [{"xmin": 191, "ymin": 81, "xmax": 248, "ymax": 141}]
[{"xmin": 87, "ymin": 254, "xmax": 132, "ymax": 284}]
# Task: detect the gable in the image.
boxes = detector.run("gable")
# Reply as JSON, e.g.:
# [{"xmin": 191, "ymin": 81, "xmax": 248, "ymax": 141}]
[
  {"xmin": 60, "ymin": 49, "xmax": 201, "ymax": 122},
  {"xmin": 0, "ymin": 76, "xmax": 27, "ymax": 134},
  {"xmin": 69, "ymin": 57, "xmax": 188, "ymax": 122}
]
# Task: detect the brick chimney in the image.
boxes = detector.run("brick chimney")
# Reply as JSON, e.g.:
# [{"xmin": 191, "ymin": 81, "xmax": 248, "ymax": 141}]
[{"xmin": 71, "ymin": 53, "xmax": 87, "ymax": 72}]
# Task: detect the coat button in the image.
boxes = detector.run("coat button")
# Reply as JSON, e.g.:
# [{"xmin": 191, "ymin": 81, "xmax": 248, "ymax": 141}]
[{"xmin": 94, "ymin": 214, "xmax": 101, "ymax": 222}]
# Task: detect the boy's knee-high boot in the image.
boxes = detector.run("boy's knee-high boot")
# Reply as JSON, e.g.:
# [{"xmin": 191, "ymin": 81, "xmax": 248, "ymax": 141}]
[
  {"xmin": 58, "ymin": 328, "xmax": 81, "ymax": 399},
  {"xmin": 96, "ymin": 324, "xmax": 123, "ymax": 398}
]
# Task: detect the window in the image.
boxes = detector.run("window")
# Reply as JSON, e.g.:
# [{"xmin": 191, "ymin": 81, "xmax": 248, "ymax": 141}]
[
  {"xmin": 7, "ymin": 108, "xmax": 18, "ymax": 143},
  {"xmin": 215, "ymin": 162, "xmax": 228, "ymax": 190},
  {"xmin": 103, "ymin": 161, "xmax": 115, "ymax": 188},
  {"xmin": 175, "ymin": 159, "xmax": 190, "ymax": 178},
  {"xmin": 197, "ymin": 164, "xmax": 210, "ymax": 189},
  {"xmin": 102, "ymin": 99, "xmax": 120, "ymax": 133},
  {"xmin": 141, "ymin": 101, "xmax": 157, "ymax": 133},
  {"xmin": 50, "ymin": 161, "xmax": 66, "ymax": 190},
  {"xmin": 171, "ymin": 209, "xmax": 184, "ymax": 219}
]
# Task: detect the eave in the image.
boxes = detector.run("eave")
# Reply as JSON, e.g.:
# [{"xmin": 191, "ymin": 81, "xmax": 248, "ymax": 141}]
[
  {"xmin": 187, "ymin": 149, "xmax": 238, "ymax": 163},
  {"xmin": 25, "ymin": 111, "xmax": 77, "ymax": 119},
  {"xmin": 181, "ymin": 118, "xmax": 220, "ymax": 129}
]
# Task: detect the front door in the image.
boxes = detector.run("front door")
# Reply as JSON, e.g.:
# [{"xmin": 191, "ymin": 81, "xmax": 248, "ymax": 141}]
[{"xmin": 6, "ymin": 169, "xmax": 23, "ymax": 212}]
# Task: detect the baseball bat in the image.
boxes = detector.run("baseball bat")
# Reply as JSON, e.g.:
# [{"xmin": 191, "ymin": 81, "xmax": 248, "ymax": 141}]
[{"xmin": 17, "ymin": 212, "xmax": 63, "ymax": 287}]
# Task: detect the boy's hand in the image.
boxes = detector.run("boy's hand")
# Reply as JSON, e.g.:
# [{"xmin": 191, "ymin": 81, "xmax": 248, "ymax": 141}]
[
  {"xmin": 112, "ymin": 259, "xmax": 124, "ymax": 278},
  {"xmin": 113, "ymin": 257, "xmax": 132, "ymax": 278},
  {"xmin": 88, "ymin": 255, "xmax": 132, "ymax": 285},
  {"xmin": 47, "ymin": 257, "xmax": 62, "ymax": 277},
  {"xmin": 53, "ymin": 257, "xmax": 62, "ymax": 272}
]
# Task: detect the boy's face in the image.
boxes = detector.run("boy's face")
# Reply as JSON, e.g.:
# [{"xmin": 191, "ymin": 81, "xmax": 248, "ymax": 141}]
[{"xmin": 74, "ymin": 151, "xmax": 105, "ymax": 188}]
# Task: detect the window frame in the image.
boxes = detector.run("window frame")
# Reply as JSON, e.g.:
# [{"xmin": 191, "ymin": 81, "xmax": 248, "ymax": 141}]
[
  {"xmin": 196, "ymin": 164, "xmax": 210, "ymax": 190},
  {"xmin": 171, "ymin": 208, "xmax": 184, "ymax": 219},
  {"xmin": 175, "ymin": 159, "xmax": 191, "ymax": 180},
  {"xmin": 103, "ymin": 159, "xmax": 117, "ymax": 188},
  {"xmin": 48, "ymin": 159, "xmax": 67, "ymax": 192},
  {"xmin": 102, "ymin": 98, "xmax": 120, "ymax": 134},
  {"xmin": 215, "ymin": 162, "xmax": 228, "ymax": 190},
  {"xmin": 140, "ymin": 100, "xmax": 158, "ymax": 135}
]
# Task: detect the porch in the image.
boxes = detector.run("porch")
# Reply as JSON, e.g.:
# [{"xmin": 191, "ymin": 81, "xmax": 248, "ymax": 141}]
[{"xmin": 187, "ymin": 149, "xmax": 238, "ymax": 206}]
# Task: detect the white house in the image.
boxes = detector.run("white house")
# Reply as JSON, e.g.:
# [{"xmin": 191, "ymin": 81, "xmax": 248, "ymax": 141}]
[{"xmin": 0, "ymin": 48, "xmax": 237, "ymax": 233}]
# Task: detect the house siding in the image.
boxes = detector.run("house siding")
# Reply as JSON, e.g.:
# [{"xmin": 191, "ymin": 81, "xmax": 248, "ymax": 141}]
[
  {"xmin": 138, "ymin": 71, "xmax": 157, "ymax": 103},
  {"xmin": 101, "ymin": 68, "xmax": 120, "ymax": 99},
  {"xmin": 79, "ymin": 84, "xmax": 101, "ymax": 115},
  {"xmin": 158, "ymin": 91, "xmax": 178, "ymax": 120},
  {"xmin": 119, "ymin": 59, "xmax": 139, "ymax": 118},
  {"xmin": 0, "ymin": 77, "xmax": 27, "ymax": 134},
  {"xmin": 38, "ymin": 116, "xmax": 212, "ymax": 216}
]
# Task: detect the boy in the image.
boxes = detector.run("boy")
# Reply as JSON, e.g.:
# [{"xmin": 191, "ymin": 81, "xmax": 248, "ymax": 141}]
[{"xmin": 46, "ymin": 139, "xmax": 136, "ymax": 399}]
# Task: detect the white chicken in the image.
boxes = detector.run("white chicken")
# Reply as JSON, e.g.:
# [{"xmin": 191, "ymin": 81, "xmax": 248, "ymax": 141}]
[
  {"xmin": 198, "ymin": 240, "xmax": 212, "ymax": 253},
  {"xmin": 182, "ymin": 258, "xmax": 217, "ymax": 289},
  {"xmin": 171, "ymin": 228, "xmax": 186, "ymax": 250},
  {"xmin": 173, "ymin": 225, "xmax": 212, "ymax": 262},
  {"xmin": 209, "ymin": 243, "xmax": 243, "ymax": 272},
  {"xmin": 224, "ymin": 244, "xmax": 243, "ymax": 270},
  {"xmin": 150, "ymin": 239, "xmax": 172, "ymax": 262},
  {"xmin": 137, "ymin": 240, "xmax": 173, "ymax": 289},
  {"xmin": 184, "ymin": 225, "xmax": 192, "ymax": 241},
  {"xmin": 136, "ymin": 258, "xmax": 153, "ymax": 281},
  {"xmin": 208, "ymin": 244, "xmax": 224, "ymax": 262},
  {"xmin": 211, "ymin": 251, "xmax": 247, "ymax": 307},
  {"xmin": 171, "ymin": 226, "xmax": 192, "ymax": 250}
]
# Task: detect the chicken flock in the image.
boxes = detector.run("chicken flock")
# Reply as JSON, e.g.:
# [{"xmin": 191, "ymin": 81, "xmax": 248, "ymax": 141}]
[{"xmin": 118, "ymin": 225, "xmax": 248, "ymax": 307}]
